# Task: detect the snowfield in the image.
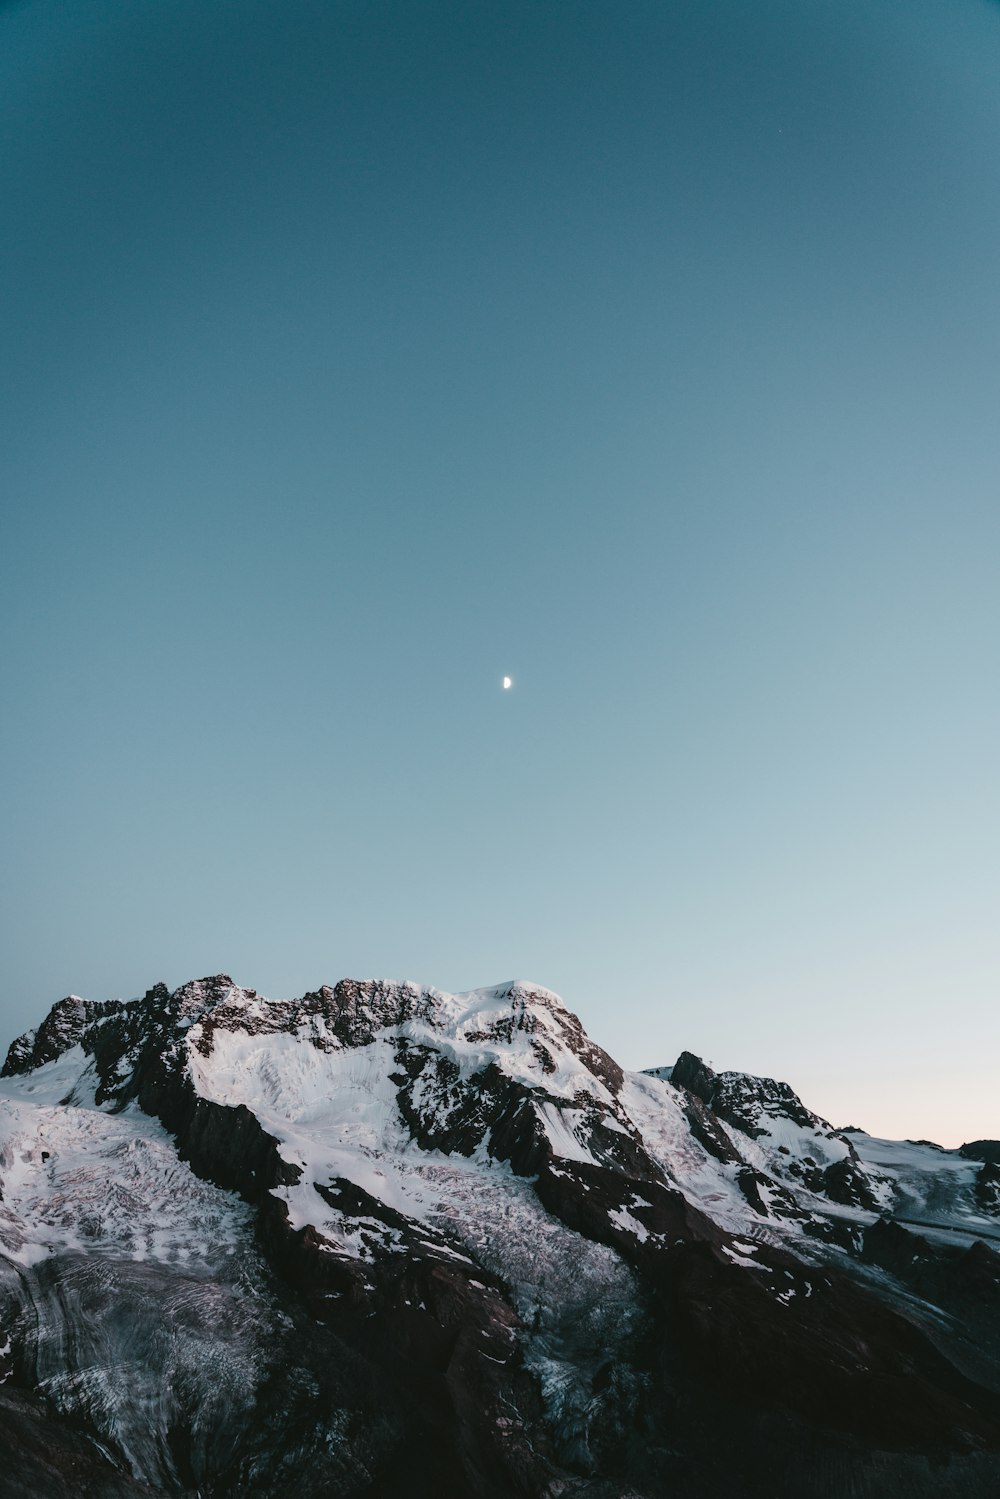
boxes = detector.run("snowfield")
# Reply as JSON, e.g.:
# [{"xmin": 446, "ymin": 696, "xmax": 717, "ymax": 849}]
[{"xmin": 0, "ymin": 1048, "xmax": 251, "ymax": 1268}]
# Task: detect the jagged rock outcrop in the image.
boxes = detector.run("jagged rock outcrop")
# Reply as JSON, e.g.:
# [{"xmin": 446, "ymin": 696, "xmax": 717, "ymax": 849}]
[
  {"xmin": 668, "ymin": 1049, "xmax": 717, "ymax": 1105},
  {"xmin": 652, "ymin": 1049, "xmax": 892, "ymax": 1217},
  {"xmin": 3, "ymin": 994, "xmax": 124, "ymax": 1074},
  {"xmin": 822, "ymin": 1154, "xmax": 888, "ymax": 1211},
  {"xmin": 710, "ymin": 1065, "xmax": 845, "ymax": 1143}
]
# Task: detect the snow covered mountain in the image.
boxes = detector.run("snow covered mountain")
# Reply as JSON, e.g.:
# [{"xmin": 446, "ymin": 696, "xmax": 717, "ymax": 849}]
[{"xmin": 1, "ymin": 975, "xmax": 999, "ymax": 1497}]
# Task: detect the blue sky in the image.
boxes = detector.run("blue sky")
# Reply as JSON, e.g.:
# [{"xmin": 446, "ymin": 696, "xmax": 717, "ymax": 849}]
[{"xmin": 2, "ymin": 0, "xmax": 999, "ymax": 1143}]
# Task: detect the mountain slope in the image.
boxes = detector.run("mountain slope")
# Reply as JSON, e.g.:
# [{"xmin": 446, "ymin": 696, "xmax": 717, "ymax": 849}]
[{"xmin": 1, "ymin": 975, "xmax": 999, "ymax": 1497}]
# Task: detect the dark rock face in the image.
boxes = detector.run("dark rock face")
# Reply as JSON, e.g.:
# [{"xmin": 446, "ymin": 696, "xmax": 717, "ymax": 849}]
[
  {"xmin": 822, "ymin": 1155, "xmax": 887, "ymax": 1211},
  {"xmin": 855, "ymin": 1220, "xmax": 1000, "ymax": 1394},
  {"xmin": 976, "ymin": 1161, "xmax": 1000, "ymax": 1214},
  {"xmin": 860, "ymin": 1215, "xmax": 933, "ymax": 1276},
  {"xmin": 962, "ymin": 1140, "xmax": 1000, "ymax": 1164},
  {"xmin": 667, "ymin": 1049, "xmax": 717, "ymax": 1105},
  {"xmin": 2, "ymin": 975, "xmax": 1000, "ymax": 1498},
  {"xmin": 677, "ymin": 1087, "xmax": 744, "ymax": 1166},
  {"xmin": 666, "ymin": 1238, "xmax": 1000, "ymax": 1451},
  {"xmin": 0, "ymin": 1387, "xmax": 154, "ymax": 1498},
  {"xmin": 733, "ymin": 1164, "xmax": 801, "ymax": 1219}
]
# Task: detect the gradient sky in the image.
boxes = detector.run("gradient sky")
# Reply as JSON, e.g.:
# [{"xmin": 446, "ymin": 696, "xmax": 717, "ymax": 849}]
[{"xmin": 2, "ymin": 0, "xmax": 999, "ymax": 1145}]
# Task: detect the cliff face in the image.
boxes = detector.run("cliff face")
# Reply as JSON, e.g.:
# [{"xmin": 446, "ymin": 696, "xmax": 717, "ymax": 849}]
[{"xmin": 1, "ymin": 975, "xmax": 999, "ymax": 1498}]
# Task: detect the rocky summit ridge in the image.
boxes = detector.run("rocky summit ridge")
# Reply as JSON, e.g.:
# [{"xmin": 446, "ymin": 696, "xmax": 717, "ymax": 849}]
[{"xmin": 1, "ymin": 974, "xmax": 999, "ymax": 1498}]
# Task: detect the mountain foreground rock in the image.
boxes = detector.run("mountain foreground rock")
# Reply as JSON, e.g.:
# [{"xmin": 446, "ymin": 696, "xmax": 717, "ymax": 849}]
[{"xmin": 1, "ymin": 974, "xmax": 998, "ymax": 1497}]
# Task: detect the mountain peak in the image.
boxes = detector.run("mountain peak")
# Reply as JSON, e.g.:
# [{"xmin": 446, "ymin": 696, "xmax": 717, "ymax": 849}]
[
  {"xmin": 2, "ymin": 992, "xmax": 124, "ymax": 1075},
  {"xmin": 1, "ymin": 972, "xmax": 998, "ymax": 1495}
]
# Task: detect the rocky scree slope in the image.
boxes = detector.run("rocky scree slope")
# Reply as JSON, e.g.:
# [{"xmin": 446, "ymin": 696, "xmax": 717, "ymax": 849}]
[{"xmin": 1, "ymin": 975, "xmax": 999, "ymax": 1498}]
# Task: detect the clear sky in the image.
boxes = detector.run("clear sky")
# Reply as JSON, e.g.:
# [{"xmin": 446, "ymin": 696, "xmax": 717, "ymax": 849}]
[{"xmin": 2, "ymin": 0, "xmax": 998, "ymax": 1146}]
